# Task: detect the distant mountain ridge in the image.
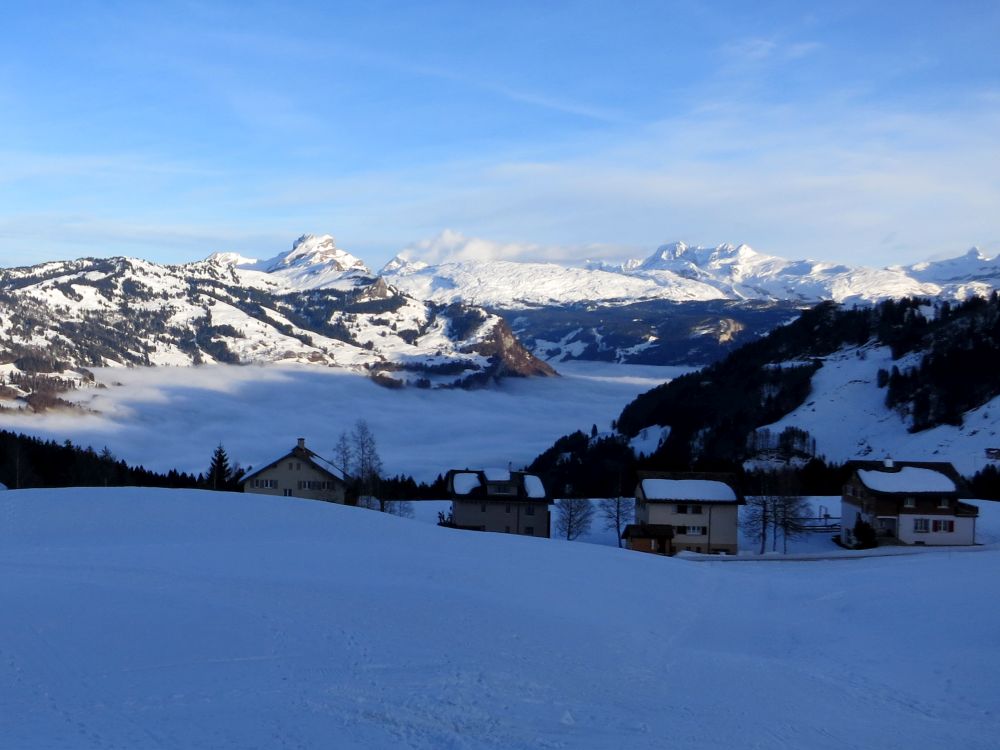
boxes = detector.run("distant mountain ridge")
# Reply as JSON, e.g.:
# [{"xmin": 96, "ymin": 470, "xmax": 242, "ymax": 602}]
[{"xmin": 379, "ymin": 241, "xmax": 1000, "ymax": 308}]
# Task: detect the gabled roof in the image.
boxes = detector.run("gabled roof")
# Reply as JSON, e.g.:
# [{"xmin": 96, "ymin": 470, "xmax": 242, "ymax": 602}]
[
  {"xmin": 636, "ymin": 472, "xmax": 742, "ymax": 504},
  {"xmin": 845, "ymin": 460, "xmax": 963, "ymax": 495},
  {"xmin": 445, "ymin": 469, "xmax": 548, "ymax": 501},
  {"xmin": 242, "ymin": 442, "xmax": 347, "ymax": 486}
]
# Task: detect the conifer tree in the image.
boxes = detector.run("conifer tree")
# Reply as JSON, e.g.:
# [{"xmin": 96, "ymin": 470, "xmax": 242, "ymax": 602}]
[{"xmin": 206, "ymin": 443, "xmax": 233, "ymax": 491}]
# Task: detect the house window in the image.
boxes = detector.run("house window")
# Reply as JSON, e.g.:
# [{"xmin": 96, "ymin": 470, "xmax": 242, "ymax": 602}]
[
  {"xmin": 904, "ymin": 497, "xmax": 916, "ymax": 508},
  {"xmin": 283, "ymin": 489, "xmax": 293, "ymax": 497},
  {"xmin": 524, "ymin": 526, "xmax": 534, "ymax": 535},
  {"xmin": 288, "ymin": 462, "xmax": 293, "ymax": 470},
  {"xmin": 525, "ymin": 505, "xmax": 535, "ymax": 516},
  {"xmin": 505, "ymin": 504, "xmax": 511, "ymax": 514},
  {"xmin": 913, "ymin": 518, "xmax": 929, "ymax": 533},
  {"xmin": 932, "ymin": 520, "xmax": 955, "ymax": 533},
  {"xmin": 937, "ymin": 498, "xmax": 950, "ymax": 509},
  {"xmin": 691, "ymin": 505, "xmax": 703, "ymax": 515},
  {"xmin": 677, "ymin": 504, "xmax": 688, "ymax": 514},
  {"xmin": 687, "ymin": 526, "xmax": 706, "ymax": 536}
]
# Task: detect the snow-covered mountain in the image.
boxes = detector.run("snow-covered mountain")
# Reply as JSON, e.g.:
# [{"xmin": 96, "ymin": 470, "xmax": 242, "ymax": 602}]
[
  {"xmin": 0, "ymin": 235, "xmax": 554, "ymax": 405},
  {"xmin": 381, "ymin": 241, "xmax": 998, "ymax": 308},
  {"xmin": 379, "ymin": 254, "xmax": 724, "ymax": 307}
]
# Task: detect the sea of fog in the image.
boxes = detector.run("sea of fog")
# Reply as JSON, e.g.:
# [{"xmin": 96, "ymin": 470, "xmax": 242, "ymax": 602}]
[{"xmin": 0, "ymin": 361, "xmax": 691, "ymax": 481}]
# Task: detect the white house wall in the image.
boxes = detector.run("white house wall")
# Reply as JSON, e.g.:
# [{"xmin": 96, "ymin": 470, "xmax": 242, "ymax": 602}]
[{"xmin": 897, "ymin": 515, "xmax": 975, "ymax": 545}]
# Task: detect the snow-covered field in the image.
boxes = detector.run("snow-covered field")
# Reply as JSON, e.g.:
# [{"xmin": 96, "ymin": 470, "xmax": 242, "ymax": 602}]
[
  {"xmin": 0, "ymin": 361, "xmax": 689, "ymax": 481},
  {"xmin": 2, "ymin": 487, "xmax": 998, "ymax": 749}
]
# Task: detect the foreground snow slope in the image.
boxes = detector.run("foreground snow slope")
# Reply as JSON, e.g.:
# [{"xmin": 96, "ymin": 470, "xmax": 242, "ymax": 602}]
[{"xmin": 3, "ymin": 488, "xmax": 998, "ymax": 749}]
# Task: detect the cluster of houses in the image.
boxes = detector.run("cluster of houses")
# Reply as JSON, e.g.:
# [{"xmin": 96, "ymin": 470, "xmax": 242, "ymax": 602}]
[{"xmin": 241, "ymin": 439, "xmax": 981, "ymax": 553}]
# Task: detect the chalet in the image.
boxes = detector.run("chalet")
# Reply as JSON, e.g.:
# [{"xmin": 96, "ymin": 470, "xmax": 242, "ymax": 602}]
[
  {"xmin": 446, "ymin": 468, "xmax": 550, "ymax": 537},
  {"xmin": 242, "ymin": 438, "xmax": 348, "ymax": 504},
  {"xmin": 840, "ymin": 459, "xmax": 978, "ymax": 546},
  {"xmin": 623, "ymin": 472, "xmax": 742, "ymax": 555}
]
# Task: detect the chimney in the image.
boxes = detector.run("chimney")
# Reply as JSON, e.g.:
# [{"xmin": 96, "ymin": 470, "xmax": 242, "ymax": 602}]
[
  {"xmin": 883, "ymin": 458, "xmax": 894, "ymax": 469},
  {"xmin": 297, "ymin": 437, "xmax": 306, "ymax": 450}
]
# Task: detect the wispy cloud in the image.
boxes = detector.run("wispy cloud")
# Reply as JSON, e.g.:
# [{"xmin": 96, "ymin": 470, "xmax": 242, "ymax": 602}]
[
  {"xmin": 722, "ymin": 36, "xmax": 822, "ymax": 64},
  {"xmin": 397, "ymin": 229, "xmax": 631, "ymax": 265}
]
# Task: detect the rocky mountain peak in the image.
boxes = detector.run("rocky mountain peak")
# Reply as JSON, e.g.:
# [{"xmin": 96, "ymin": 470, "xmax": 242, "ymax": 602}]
[{"xmin": 268, "ymin": 234, "xmax": 369, "ymax": 275}]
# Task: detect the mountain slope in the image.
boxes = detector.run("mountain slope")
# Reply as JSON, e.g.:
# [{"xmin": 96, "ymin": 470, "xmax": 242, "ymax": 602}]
[
  {"xmin": 611, "ymin": 295, "xmax": 1000, "ymax": 472},
  {"xmin": 0, "ymin": 238, "xmax": 554, "ymax": 402}
]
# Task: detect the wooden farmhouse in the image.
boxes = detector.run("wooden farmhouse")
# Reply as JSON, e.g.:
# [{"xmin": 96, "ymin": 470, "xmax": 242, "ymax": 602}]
[{"xmin": 840, "ymin": 459, "xmax": 978, "ymax": 546}]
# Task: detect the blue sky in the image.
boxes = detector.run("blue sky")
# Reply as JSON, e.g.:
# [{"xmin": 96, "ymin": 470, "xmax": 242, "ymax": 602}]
[{"xmin": 1, "ymin": 1, "xmax": 998, "ymax": 268}]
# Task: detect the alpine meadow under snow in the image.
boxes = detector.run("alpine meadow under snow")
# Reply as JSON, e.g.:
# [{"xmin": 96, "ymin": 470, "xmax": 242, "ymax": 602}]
[{"xmin": 2, "ymin": 487, "xmax": 998, "ymax": 749}]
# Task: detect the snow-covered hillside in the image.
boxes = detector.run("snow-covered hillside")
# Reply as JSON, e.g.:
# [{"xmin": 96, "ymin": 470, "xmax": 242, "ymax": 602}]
[
  {"xmin": 0, "ymin": 235, "xmax": 553, "ymax": 394},
  {"xmin": 760, "ymin": 345, "xmax": 1000, "ymax": 475},
  {"xmin": 379, "ymin": 254, "xmax": 724, "ymax": 307},
  {"xmin": 2, "ymin": 487, "xmax": 998, "ymax": 749},
  {"xmin": 382, "ymin": 240, "xmax": 999, "ymax": 308}
]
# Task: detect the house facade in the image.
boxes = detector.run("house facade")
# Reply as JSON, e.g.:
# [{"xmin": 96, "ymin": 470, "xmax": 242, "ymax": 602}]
[
  {"xmin": 623, "ymin": 473, "xmax": 742, "ymax": 555},
  {"xmin": 840, "ymin": 459, "xmax": 978, "ymax": 546},
  {"xmin": 447, "ymin": 468, "xmax": 550, "ymax": 537},
  {"xmin": 242, "ymin": 438, "xmax": 348, "ymax": 504}
]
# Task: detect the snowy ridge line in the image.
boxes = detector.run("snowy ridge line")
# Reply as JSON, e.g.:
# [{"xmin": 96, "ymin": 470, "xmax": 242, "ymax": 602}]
[{"xmin": 380, "ymin": 240, "xmax": 1000, "ymax": 308}]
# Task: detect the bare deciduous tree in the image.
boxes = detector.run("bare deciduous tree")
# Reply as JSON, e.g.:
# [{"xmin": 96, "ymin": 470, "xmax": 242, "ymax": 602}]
[
  {"xmin": 742, "ymin": 493, "xmax": 811, "ymax": 554},
  {"xmin": 352, "ymin": 419, "xmax": 383, "ymax": 502},
  {"xmin": 774, "ymin": 494, "xmax": 811, "ymax": 554},
  {"xmin": 334, "ymin": 430, "xmax": 353, "ymax": 480},
  {"xmin": 555, "ymin": 498, "xmax": 595, "ymax": 541},
  {"xmin": 742, "ymin": 495, "xmax": 772, "ymax": 555},
  {"xmin": 598, "ymin": 496, "xmax": 634, "ymax": 548}
]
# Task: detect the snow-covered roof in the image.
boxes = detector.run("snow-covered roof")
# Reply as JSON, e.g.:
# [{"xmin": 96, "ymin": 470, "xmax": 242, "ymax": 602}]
[
  {"xmin": 308, "ymin": 452, "xmax": 347, "ymax": 481},
  {"xmin": 523, "ymin": 474, "xmax": 545, "ymax": 499},
  {"xmin": 483, "ymin": 468, "xmax": 511, "ymax": 481},
  {"xmin": 452, "ymin": 472, "xmax": 482, "ymax": 495},
  {"xmin": 857, "ymin": 467, "xmax": 956, "ymax": 494},
  {"xmin": 640, "ymin": 479, "xmax": 737, "ymax": 502}
]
